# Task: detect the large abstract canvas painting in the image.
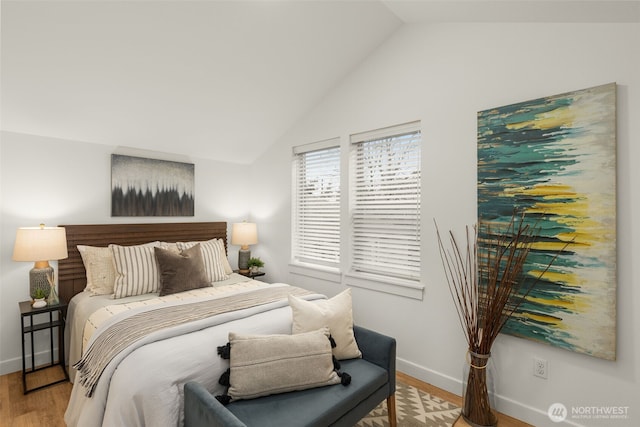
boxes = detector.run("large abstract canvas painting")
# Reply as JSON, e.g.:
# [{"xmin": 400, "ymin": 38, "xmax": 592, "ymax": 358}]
[
  {"xmin": 111, "ymin": 154, "xmax": 195, "ymax": 216},
  {"xmin": 477, "ymin": 83, "xmax": 616, "ymax": 360}
]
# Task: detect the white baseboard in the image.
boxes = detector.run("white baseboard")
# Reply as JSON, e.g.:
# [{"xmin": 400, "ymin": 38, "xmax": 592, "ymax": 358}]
[
  {"xmin": 396, "ymin": 357, "xmax": 584, "ymax": 427},
  {"xmin": 0, "ymin": 348, "xmax": 57, "ymax": 376},
  {"xmin": 397, "ymin": 357, "xmax": 461, "ymax": 394},
  {"xmin": 0, "ymin": 356, "xmax": 23, "ymax": 376}
]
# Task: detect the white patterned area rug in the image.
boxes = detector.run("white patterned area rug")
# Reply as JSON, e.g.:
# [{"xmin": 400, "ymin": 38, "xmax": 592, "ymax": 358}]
[{"xmin": 356, "ymin": 381, "xmax": 461, "ymax": 427}]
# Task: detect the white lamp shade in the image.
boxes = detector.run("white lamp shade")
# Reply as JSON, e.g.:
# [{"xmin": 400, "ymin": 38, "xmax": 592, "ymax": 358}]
[
  {"xmin": 231, "ymin": 222, "xmax": 258, "ymax": 246},
  {"xmin": 12, "ymin": 226, "xmax": 68, "ymax": 262}
]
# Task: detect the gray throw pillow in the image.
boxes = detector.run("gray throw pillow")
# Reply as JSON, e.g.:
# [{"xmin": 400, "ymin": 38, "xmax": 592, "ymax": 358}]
[{"xmin": 154, "ymin": 244, "xmax": 210, "ymax": 296}]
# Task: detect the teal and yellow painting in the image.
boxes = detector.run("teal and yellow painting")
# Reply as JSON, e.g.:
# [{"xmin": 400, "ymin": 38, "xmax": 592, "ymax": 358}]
[{"xmin": 477, "ymin": 83, "xmax": 616, "ymax": 360}]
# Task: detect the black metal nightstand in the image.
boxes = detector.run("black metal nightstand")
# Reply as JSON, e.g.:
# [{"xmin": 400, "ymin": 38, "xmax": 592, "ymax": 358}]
[{"xmin": 19, "ymin": 299, "xmax": 69, "ymax": 393}]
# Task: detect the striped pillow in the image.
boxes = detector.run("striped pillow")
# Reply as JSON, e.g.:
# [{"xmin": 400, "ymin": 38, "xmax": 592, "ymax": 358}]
[
  {"xmin": 176, "ymin": 239, "xmax": 230, "ymax": 283},
  {"xmin": 214, "ymin": 238, "xmax": 233, "ymax": 275},
  {"xmin": 111, "ymin": 243, "xmax": 162, "ymax": 299}
]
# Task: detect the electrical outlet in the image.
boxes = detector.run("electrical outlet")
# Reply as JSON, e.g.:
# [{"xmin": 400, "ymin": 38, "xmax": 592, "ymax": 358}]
[{"xmin": 534, "ymin": 357, "xmax": 548, "ymax": 379}]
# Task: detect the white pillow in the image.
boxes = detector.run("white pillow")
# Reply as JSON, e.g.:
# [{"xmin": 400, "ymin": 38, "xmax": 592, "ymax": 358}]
[
  {"xmin": 158, "ymin": 242, "xmax": 181, "ymax": 254},
  {"xmin": 110, "ymin": 242, "xmax": 162, "ymax": 299},
  {"xmin": 77, "ymin": 245, "xmax": 116, "ymax": 295},
  {"xmin": 289, "ymin": 288, "xmax": 362, "ymax": 360},
  {"xmin": 222, "ymin": 328, "xmax": 341, "ymax": 401},
  {"xmin": 176, "ymin": 239, "xmax": 230, "ymax": 282}
]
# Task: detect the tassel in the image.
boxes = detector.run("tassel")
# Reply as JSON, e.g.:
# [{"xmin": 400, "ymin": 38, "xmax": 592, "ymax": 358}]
[
  {"xmin": 216, "ymin": 394, "xmax": 232, "ymax": 405},
  {"xmin": 332, "ymin": 355, "xmax": 341, "ymax": 370},
  {"xmin": 339, "ymin": 371, "xmax": 352, "ymax": 386},
  {"xmin": 329, "ymin": 335, "xmax": 337, "ymax": 348},
  {"xmin": 217, "ymin": 343, "xmax": 231, "ymax": 359},
  {"xmin": 218, "ymin": 368, "xmax": 230, "ymax": 386}
]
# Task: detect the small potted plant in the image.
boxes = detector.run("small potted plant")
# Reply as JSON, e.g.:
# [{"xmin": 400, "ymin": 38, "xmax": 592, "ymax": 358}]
[
  {"xmin": 32, "ymin": 288, "xmax": 47, "ymax": 308},
  {"xmin": 246, "ymin": 257, "xmax": 264, "ymax": 274}
]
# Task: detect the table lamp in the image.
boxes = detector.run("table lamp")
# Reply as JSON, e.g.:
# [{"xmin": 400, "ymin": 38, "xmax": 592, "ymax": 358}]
[
  {"xmin": 231, "ymin": 222, "xmax": 258, "ymax": 274},
  {"xmin": 12, "ymin": 224, "xmax": 68, "ymax": 302}
]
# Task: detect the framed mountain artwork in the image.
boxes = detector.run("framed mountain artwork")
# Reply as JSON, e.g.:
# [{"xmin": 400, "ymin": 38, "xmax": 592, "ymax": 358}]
[{"xmin": 111, "ymin": 154, "xmax": 195, "ymax": 217}]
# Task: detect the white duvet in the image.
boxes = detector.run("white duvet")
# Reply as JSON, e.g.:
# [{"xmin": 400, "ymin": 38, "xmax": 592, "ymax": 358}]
[{"xmin": 64, "ymin": 279, "xmax": 324, "ymax": 427}]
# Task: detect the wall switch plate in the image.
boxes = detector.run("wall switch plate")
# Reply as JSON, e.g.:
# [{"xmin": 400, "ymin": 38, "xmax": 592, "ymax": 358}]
[{"xmin": 534, "ymin": 357, "xmax": 548, "ymax": 379}]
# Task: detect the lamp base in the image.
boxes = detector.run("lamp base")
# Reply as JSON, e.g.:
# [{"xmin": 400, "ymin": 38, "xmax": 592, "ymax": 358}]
[
  {"xmin": 238, "ymin": 248, "xmax": 251, "ymax": 274},
  {"xmin": 30, "ymin": 266, "xmax": 52, "ymax": 299}
]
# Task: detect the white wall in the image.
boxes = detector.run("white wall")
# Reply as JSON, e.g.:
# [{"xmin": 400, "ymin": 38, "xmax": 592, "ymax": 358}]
[
  {"xmin": 0, "ymin": 131, "xmax": 254, "ymax": 374},
  {"xmin": 249, "ymin": 23, "xmax": 640, "ymax": 426}
]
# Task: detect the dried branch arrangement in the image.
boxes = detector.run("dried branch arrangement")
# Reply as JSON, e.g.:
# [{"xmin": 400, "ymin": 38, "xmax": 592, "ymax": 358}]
[{"xmin": 435, "ymin": 212, "xmax": 566, "ymax": 426}]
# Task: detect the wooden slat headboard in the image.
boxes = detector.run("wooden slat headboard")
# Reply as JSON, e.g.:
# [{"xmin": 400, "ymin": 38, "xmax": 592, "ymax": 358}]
[{"xmin": 57, "ymin": 222, "xmax": 227, "ymax": 304}]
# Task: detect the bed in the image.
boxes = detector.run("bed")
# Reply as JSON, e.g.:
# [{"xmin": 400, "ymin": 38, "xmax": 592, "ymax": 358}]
[{"xmin": 58, "ymin": 222, "xmax": 328, "ymax": 427}]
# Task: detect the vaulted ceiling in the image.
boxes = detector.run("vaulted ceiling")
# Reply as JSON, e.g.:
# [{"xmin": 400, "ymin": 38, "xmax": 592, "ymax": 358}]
[{"xmin": 2, "ymin": 1, "xmax": 638, "ymax": 164}]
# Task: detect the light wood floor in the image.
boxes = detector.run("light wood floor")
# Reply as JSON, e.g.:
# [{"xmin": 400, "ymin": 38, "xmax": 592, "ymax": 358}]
[
  {"xmin": 1, "ymin": 367, "xmax": 532, "ymax": 427},
  {"xmin": 1, "ymin": 367, "xmax": 71, "ymax": 427}
]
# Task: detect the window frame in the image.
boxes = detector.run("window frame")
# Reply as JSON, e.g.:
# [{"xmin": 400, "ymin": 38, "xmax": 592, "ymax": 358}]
[
  {"xmin": 290, "ymin": 122, "xmax": 425, "ymax": 300},
  {"xmin": 345, "ymin": 121, "xmax": 424, "ymax": 299},
  {"xmin": 291, "ymin": 138, "xmax": 342, "ymax": 273}
]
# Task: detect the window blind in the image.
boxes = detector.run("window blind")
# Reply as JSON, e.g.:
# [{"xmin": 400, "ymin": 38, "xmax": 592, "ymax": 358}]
[
  {"xmin": 292, "ymin": 140, "xmax": 341, "ymax": 267},
  {"xmin": 350, "ymin": 122, "xmax": 421, "ymax": 281}
]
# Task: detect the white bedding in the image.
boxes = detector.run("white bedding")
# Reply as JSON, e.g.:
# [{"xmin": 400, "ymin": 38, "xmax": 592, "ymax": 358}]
[
  {"xmin": 64, "ymin": 276, "xmax": 325, "ymax": 427},
  {"xmin": 65, "ymin": 273, "xmax": 254, "ymax": 384}
]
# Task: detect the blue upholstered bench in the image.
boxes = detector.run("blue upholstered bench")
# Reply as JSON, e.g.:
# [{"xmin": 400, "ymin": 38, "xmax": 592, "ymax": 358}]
[{"xmin": 184, "ymin": 325, "xmax": 397, "ymax": 427}]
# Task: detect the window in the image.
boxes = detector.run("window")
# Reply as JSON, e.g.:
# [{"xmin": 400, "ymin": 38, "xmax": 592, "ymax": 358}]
[
  {"xmin": 292, "ymin": 138, "xmax": 341, "ymax": 269},
  {"xmin": 349, "ymin": 122, "xmax": 421, "ymax": 283}
]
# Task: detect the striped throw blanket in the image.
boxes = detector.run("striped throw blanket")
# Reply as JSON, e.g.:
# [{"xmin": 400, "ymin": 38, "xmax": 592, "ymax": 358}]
[{"xmin": 74, "ymin": 286, "xmax": 313, "ymax": 397}]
